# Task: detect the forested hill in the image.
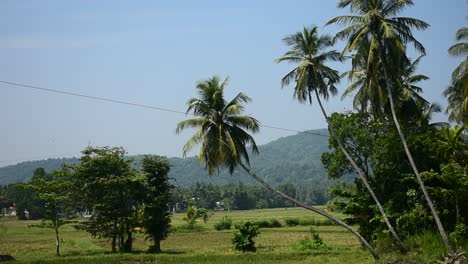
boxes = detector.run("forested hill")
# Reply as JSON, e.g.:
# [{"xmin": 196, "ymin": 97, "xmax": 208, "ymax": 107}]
[{"xmin": 0, "ymin": 129, "xmax": 339, "ymax": 188}]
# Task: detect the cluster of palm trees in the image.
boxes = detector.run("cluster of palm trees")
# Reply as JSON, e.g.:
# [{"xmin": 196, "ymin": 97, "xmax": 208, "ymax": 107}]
[{"xmin": 176, "ymin": 0, "xmax": 466, "ymax": 260}]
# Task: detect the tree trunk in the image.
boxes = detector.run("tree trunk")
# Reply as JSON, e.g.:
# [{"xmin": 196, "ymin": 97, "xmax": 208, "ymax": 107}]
[
  {"xmin": 379, "ymin": 49, "xmax": 454, "ymax": 254},
  {"xmin": 455, "ymin": 194, "xmax": 460, "ymax": 225},
  {"xmin": 124, "ymin": 222, "xmax": 133, "ymax": 252},
  {"xmin": 55, "ymin": 219, "xmax": 60, "ymax": 256},
  {"xmin": 112, "ymin": 220, "xmax": 117, "ymax": 253},
  {"xmin": 153, "ymin": 240, "xmax": 161, "ymax": 253},
  {"xmin": 239, "ymin": 163, "xmax": 379, "ymax": 260},
  {"xmin": 314, "ymin": 89, "xmax": 407, "ymax": 253}
]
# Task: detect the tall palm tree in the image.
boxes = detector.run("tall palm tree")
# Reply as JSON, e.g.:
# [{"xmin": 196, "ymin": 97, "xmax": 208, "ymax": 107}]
[
  {"xmin": 275, "ymin": 26, "xmax": 407, "ymax": 253},
  {"xmin": 343, "ymin": 54, "xmax": 431, "ymax": 125},
  {"xmin": 445, "ymin": 27, "xmax": 468, "ymax": 125},
  {"xmin": 176, "ymin": 76, "xmax": 379, "ymax": 259},
  {"xmin": 327, "ymin": 0, "xmax": 454, "ymax": 254}
]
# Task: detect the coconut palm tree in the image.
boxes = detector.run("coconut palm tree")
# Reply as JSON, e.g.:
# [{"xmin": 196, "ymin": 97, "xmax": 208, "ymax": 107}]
[
  {"xmin": 342, "ymin": 50, "xmax": 430, "ymax": 121},
  {"xmin": 445, "ymin": 27, "xmax": 468, "ymax": 125},
  {"xmin": 327, "ymin": 0, "xmax": 454, "ymax": 254},
  {"xmin": 343, "ymin": 54, "xmax": 431, "ymax": 125},
  {"xmin": 176, "ymin": 76, "xmax": 379, "ymax": 259},
  {"xmin": 438, "ymin": 126, "xmax": 468, "ymax": 166},
  {"xmin": 275, "ymin": 26, "xmax": 406, "ymax": 253}
]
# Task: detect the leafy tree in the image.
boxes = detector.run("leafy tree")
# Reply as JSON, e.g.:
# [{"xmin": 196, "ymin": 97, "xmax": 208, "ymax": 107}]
[
  {"xmin": 183, "ymin": 206, "xmax": 210, "ymax": 227},
  {"xmin": 0, "ymin": 186, "xmax": 12, "ymax": 214},
  {"xmin": 421, "ymin": 163, "xmax": 468, "ymax": 229},
  {"xmin": 141, "ymin": 155, "xmax": 173, "ymax": 253},
  {"xmin": 232, "ymin": 221, "xmax": 260, "ymax": 252},
  {"xmin": 6, "ymin": 168, "xmax": 51, "ymax": 220},
  {"xmin": 438, "ymin": 126, "xmax": 468, "ymax": 165},
  {"xmin": 24, "ymin": 167, "xmax": 75, "ymax": 256},
  {"xmin": 322, "ymin": 112, "xmax": 468, "ymax": 251},
  {"xmin": 176, "ymin": 76, "xmax": 379, "ymax": 259},
  {"xmin": 445, "ymin": 27, "xmax": 468, "ymax": 124},
  {"xmin": 327, "ymin": 0, "xmax": 455, "ymax": 254},
  {"xmin": 75, "ymin": 146, "xmax": 143, "ymax": 253}
]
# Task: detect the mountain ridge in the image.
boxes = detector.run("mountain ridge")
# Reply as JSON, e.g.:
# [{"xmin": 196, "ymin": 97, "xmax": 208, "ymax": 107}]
[{"xmin": 0, "ymin": 129, "xmax": 336, "ymax": 187}]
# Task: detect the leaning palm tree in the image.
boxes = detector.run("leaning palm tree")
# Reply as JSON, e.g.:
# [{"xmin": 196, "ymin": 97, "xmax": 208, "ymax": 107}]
[
  {"xmin": 176, "ymin": 76, "xmax": 379, "ymax": 259},
  {"xmin": 327, "ymin": 0, "xmax": 453, "ymax": 254},
  {"xmin": 275, "ymin": 26, "xmax": 407, "ymax": 253},
  {"xmin": 445, "ymin": 27, "xmax": 468, "ymax": 125}
]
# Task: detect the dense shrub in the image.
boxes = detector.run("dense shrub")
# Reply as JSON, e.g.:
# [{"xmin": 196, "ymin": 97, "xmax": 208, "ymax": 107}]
[
  {"xmin": 214, "ymin": 216, "xmax": 233, "ymax": 231},
  {"xmin": 253, "ymin": 219, "xmax": 282, "ymax": 228},
  {"xmin": 297, "ymin": 218, "xmax": 336, "ymax": 226},
  {"xmin": 269, "ymin": 218, "xmax": 282, "ymax": 228},
  {"xmin": 293, "ymin": 228, "xmax": 332, "ymax": 251},
  {"xmin": 285, "ymin": 218, "xmax": 299, "ymax": 226},
  {"xmin": 232, "ymin": 222, "xmax": 260, "ymax": 252},
  {"xmin": 450, "ymin": 223, "xmax": 468, "ymax": 246}
]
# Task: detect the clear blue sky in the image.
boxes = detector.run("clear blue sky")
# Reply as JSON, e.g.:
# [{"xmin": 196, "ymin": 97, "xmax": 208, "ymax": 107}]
[{"xmin": 1, "ymin": 0, "xmax": 466, "ymax": 166}]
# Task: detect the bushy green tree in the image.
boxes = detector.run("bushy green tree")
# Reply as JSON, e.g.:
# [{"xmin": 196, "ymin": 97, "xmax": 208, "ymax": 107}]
[
  {"xmin": 141, "ymin": 155, "xmax": 173, "ymax": 253},
  {"xmin": 322, "ymin": 112, "xmax": 466, "ymax": 246},
  {"xmin": 232, "ymin": 222, "xmax": 260, "ymax": 252},
  {"xmin": 25, "ymin": 167, "xmax": 76, "ymax": 256},
  {"xmin": 75, "ymin": 146, "xmax": 144, "ymax": 253}
]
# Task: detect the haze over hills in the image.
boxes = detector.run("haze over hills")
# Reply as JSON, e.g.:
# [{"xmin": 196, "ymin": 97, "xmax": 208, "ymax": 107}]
[{"xmin": 0, "ymin": 129, "xmax": 345, "ymax": 189}]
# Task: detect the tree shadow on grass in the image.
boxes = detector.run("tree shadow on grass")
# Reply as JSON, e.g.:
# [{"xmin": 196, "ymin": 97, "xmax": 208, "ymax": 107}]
[{"xmin": 62, "ymin": 249, "xmax": 186, "ymax": 258}]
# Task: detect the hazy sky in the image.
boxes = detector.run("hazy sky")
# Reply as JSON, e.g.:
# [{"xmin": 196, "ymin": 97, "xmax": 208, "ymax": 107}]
[{"xmin": 1, "ymin": 0, "xmax": 466, "ymax": 166}]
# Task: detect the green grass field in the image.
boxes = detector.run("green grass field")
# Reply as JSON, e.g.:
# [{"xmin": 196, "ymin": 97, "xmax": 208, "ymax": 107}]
[{"xmin": 0, "ymin": 207, "xmax": 460, "ymax": 263}]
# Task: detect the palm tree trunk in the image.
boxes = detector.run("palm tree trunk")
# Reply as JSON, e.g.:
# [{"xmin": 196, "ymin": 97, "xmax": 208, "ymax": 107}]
[
  {"xmin": 239, "ymin": 163, "xmax": 379, "ymax": 260},
  {"xmin": 314, "ymin": 89, "xmax": 407, "ymax": 253},
  {"xmin": 379, "ymin": 50, "xmax": 454, "ymax": 254}
]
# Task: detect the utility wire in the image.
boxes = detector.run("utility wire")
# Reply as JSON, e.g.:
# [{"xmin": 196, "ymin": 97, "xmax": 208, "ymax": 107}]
[
  {"xmin": 0, "ymin": 80, "xmax": 330, "ymax": 164},
  {"xmin": 1, "ymin": 80, "xmax": 330, "ymax": 138}
]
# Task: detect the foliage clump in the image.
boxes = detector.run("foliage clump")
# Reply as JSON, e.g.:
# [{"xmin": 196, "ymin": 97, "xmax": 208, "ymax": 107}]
[
  {"xmin": 232, "ymin": 221, "xmax": 260, "ymax": 252},
  {"xmin": 214, "ymin": 216, "xmax": 233, "ymax": 231},
  {"xmin": 293, "ymin": 228, "xmax": 332, "ymax": 251},
  {"xmin": 253, "ymin": 218, "xmax": 282, "ymax": 228},
  {"xmin": 141, "ymin": 155, "xmax": 173, "ymax": 253},
  {"xmin": 183, "ymin": 206, "xmax": 210, "ymax": 229}
]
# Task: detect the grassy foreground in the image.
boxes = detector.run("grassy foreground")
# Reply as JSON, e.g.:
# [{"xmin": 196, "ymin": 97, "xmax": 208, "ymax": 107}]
[{"xmin": 0, "ymin": 207, "xmax": 461, "ymax": 263}]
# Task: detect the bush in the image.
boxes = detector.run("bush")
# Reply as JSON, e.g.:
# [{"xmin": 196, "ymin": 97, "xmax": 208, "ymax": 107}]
[
  {"xmin": 214, "ymin": 216, "xmax": 233, "ymax": 231},
  {"xmin": 296, "ymin": 218, "xmax": 336, "ymax": 226},
  {"xmin": 450, "ymin": 223, "xmax": 468, "ymax": 246},
  {"xmin": 298, "ymin": 218, "xmax": 314, "ymax": 226},
  {"xmin": 269, "ymin": 218, "xmax": 282, "ymax": 228},
  {"xmin": 253, "ymin": 218, "xmax": 282, "ymax": 228},
  {"xmin": 170, "ymin": 224, "xmax": 206, "ymax": 233},
  {"xmin": 293, "ymin": 228, "xmax": 332, "ymax": 251},
  {"xmin": 285, "ymin": 218, "xmax": 299, "ymax": 226},
  {"xmin": 232, "ymin": 221, "xmax": 260, "ymax": 252}
]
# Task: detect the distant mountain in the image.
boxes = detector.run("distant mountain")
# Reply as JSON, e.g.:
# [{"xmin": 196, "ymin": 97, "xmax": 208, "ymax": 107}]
[{"xmin": 0, "ymin": 129, "xmax": 343, "ymax": 188}]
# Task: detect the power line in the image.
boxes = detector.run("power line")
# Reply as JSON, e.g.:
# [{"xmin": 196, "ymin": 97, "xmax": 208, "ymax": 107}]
[{"xmin": 0, "ymin": 80, "xmax": 330, "ymax": 139}]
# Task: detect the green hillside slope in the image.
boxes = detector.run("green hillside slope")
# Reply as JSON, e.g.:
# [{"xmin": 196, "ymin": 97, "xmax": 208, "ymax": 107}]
[{"xmin": 0, "ymin": 129, "xmax": 340, "ymax": 188}]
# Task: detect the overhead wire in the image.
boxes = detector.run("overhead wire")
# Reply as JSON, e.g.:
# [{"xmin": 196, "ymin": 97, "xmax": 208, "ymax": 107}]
[{"xmin": 0, "ymin": 80, "xmax": 330, "ymax": 164}]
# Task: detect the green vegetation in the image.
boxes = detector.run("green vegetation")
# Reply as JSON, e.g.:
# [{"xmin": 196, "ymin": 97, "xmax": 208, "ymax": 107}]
[
  {"xmin": 141, "ymin": 155, "xmax": 173, "ymax": 253},
  {"xmin": 214, "ymin": 216, "xmax": 233, "ymax": 231},
  {"xmin": 293, "ymin": 227, "xmax": 333, "ymax": 251},
  {"xmin": 0, "ymin": 130, "xmax": 334, "ymax": 203},
  {"xmin": 232, "ymin": 221, "xmax": 260, "ymax": 252},
  {"xmin": 1, "ymin": 0, "xmax": 467, "ymax": 263},
  {"xmin": 23, "ymin": 167, "xmax": 76, "ymax": 256}
]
